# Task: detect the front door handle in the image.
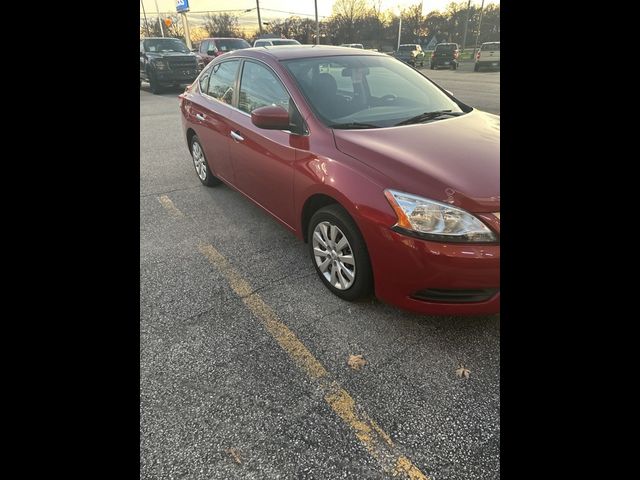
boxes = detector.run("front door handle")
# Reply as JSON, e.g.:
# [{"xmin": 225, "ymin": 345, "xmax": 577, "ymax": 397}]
[
  {"xmin": 195, "ymin": 113, "xmax": 206, "ymax": 121},
  {"xmin": 230, "ymin": 131, "xmax": 244, "ymax": 142}
]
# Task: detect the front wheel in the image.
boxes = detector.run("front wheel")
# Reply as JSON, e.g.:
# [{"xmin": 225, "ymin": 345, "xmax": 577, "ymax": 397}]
[
  {"xmin": 308, "ymin": 204, "xmax": 373, "ymax": 301},
  {"xmin": 190, "ymin": 135, "xmax": 222, "ymax": 187},
  {"xmin": 149, "ymin": 71, "xmax": 162, "ymax": 95}
]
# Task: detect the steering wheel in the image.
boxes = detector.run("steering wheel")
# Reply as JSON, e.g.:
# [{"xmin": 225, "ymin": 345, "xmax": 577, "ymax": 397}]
[{"xmin": 380, "ymin": 94, "xmax": 398, "ymax": 102}]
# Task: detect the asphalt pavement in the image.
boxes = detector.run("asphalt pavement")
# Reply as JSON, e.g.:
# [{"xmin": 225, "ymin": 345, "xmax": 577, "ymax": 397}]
[{"xmin": 140, "ymin": 68, "xmax": 500, "ymax": 480}]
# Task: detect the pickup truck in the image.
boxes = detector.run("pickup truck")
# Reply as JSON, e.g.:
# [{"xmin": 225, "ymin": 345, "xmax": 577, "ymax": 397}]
[
  {"xmin": 140, "ymin": 37, "xmax": 199, "ymax": 94},
  {"xmin": 474, "ymin": 42, "xmax": 500, "ymax": 71}
]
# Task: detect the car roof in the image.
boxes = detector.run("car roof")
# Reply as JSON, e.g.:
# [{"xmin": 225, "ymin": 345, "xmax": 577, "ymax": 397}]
[
  {"xmin": 203, "ymin": 37, "xmax": 247, "ymax": 40},
  {"xmin": 224, "ymin": 45, "xmax": 386, "ymax": 61}
]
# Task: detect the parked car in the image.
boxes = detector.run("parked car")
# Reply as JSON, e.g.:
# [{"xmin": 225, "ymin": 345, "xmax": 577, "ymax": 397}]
[
  {"xmin": 395, "ymin": 44, "xmax": 425, "ymax": 66},
  {"xmin": 196, "ymin": 38, "xmax": 251, "ymax": 67},
  {"xmin": 178, "ymin": 46, "xmax": 500, "ymax": 315},
  {"xmin": 253, "ymin": 38, "xmax": 301, "ymax": 47},
  {"xmin": 140, "ymin": 37, "xmax": 199, "ymax": 94},
  {"xmin": 474, "ymin": 41, "xmax": 500, "ymax": 71},
  {"xmin": 341, "ymin": 43, "xmax": 364, "ymax": 49},
  {"xmin": 430, "ymin": 43, "xmax": 459, "ymax": 70}
]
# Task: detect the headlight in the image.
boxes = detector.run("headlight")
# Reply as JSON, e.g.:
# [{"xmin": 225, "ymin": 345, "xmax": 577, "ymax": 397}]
[
  {"xmin": 153, "ymin": 60, "xmax": 168, "ymax": 70},
  {"xmin": 384, "ymin": 189, "xmax": 498, "ymax": 243}
]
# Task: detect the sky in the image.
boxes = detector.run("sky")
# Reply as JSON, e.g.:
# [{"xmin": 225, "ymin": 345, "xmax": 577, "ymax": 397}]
[{"xmin": 140, "ymin": 0, "xmax": 499, "ymax": 20}]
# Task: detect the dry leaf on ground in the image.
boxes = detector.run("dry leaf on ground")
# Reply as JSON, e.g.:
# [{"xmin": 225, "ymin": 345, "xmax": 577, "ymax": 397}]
[
  {"xmin": 225, "ymin": 448, "xmax": 242, "ymax": 464},
  {"xmin": 348, "ymin": 354, "xmax": 367, "ymax": 370},
  {"xmin": 456, "ymin": 364, "xmax": 471, "ymax": 379}
]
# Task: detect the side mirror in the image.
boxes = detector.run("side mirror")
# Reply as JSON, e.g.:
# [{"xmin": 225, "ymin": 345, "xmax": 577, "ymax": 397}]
[{"xmin": 251, "ymin": 105, "xmax": 290, "ymax": 130}]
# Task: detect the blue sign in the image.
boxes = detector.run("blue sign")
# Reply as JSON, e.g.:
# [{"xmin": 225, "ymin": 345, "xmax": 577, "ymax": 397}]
[{"xmin": 176, "ymin": 0, "xmax": 189, "ymax": 13}]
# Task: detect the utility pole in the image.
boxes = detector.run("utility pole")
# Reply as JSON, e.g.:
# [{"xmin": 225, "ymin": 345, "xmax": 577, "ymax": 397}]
[
  {"xmin": 315, "ymin": 0, "xmax": 320, "ymax": 45},
  {"xmin": 140, "ymin": 0, "xmax": 149, "ymax": 36},
  {"xmin": 181, "ymin": 12, "xmax": 192, "ymax": 49},
  {"xmin": 256, "ymin": 0, "xmax": 263, "ymax": 35},
  {"xmin": 461, "ymin": 0, "xmax": 471, "ymax": 51},
  {"xmin": 153, "ymin": 0, "xmax": 164, "ymax": 37},
  {"xmin": 473, "ymin": 0, "xmax": 485, "ymax": 59},
  {"xmin": 397, "ymin": 14, "xmax": 402, "ymax": 51}
]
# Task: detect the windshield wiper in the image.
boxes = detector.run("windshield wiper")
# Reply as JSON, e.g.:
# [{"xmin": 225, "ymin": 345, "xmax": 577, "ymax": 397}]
[
  {"xmin": 395, "ymin": 110, "xmax": 464, "ymax": 126},
  {"xmin": 329, "ymin": 122, "xmax": 380, "ymax": 129}
]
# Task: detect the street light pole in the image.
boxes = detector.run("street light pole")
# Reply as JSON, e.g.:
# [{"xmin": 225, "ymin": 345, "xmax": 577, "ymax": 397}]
[
  {"xmin": 256, "ymin": 0, "xmax": 263, "ymax": 35},
  {"xmin": 153, "ymin": 0, "xmax": 164, "ymax": 37},
  {"xmin": 315, "ymin": 0, "xmax": 320, "ymax": 45},
  {"xmin": 140, "ymin": 0, "xmax": 149, "ymax": 37},
  {"xmin": 461, "ymin": 0, "xmax": 471, "ymax": 51},
  {"xmin": 397, "ymin": 14, "xmax": 402, "ymax": 51},
  {"xmin": 473, "ymin": 0, "xmax": 485, "ymax": 58}
]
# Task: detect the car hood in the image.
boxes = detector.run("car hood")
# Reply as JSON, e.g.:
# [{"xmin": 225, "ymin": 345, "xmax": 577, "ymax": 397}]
[
  {"xmin": 146, "ymin": 52, "xmax": 196, "ymax": 59},
  {"xmin": 332, "ymin": 109, "xmax": 500, "ymax": 212}
]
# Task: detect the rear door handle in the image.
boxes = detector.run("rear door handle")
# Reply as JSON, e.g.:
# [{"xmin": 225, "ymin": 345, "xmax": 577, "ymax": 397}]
[
  {"xmin": 195, "ymin": 113, "xmax": 206, "ymax": 121},
  {"xmin": 230, "ymin": 131, "xmax": 244, "ymax": 142}
]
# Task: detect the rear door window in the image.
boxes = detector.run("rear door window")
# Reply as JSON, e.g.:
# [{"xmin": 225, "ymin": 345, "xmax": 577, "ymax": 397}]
[{"xmin": 206, "ymin": 60, "xmax": 240, "ymax": 105}]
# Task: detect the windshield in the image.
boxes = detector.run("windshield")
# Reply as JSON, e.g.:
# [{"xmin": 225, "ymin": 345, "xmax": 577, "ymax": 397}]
[
  {"xmin": 144, "ymin": 38, "xmax": 189, "ymax": 53},
  {"xmin": 282, "ymin": 55, "xmax": 464, "ymax": 128},
  {"xmin": 214, "ymin": 38, "xmax": 250, "ymax": 51},
  {"xmin": 481, "ymin": 43, "xmax": 500, "ymax": 51},
  {"xmin": 271, "ymin": 39, "xmax": 300, "ymax": 46}
]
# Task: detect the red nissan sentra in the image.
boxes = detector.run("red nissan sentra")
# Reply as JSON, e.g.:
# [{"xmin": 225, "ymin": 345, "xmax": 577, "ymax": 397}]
[{"xmin": 179, "ymin": 46, "xmax": 499, "ymax": 315}]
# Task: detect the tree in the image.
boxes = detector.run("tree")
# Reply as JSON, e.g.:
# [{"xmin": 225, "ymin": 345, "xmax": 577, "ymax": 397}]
[{"xmin": 204, "ymin": 13, "xmax": 240, "ymax": 38}]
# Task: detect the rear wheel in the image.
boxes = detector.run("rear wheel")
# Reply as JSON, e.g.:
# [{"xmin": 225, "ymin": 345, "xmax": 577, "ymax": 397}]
[
  {"xmin": 308, "ymin": 204, "xmax": 373, "ymax": 301},
  {"xmin": 190, "ymin": 135, "xmax": 222, "ymax": 187}
]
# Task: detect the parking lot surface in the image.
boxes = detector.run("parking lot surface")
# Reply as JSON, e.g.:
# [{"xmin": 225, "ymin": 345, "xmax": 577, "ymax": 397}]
[{"xmin": 140, "ymin": 67, "xmax": 500, "ymax": 480}]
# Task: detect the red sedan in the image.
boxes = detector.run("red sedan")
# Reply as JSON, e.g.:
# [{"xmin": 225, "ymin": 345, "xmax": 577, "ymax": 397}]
[{"xmin": 178, "ymin": 46, "xmax": 499, "ymax": 315}]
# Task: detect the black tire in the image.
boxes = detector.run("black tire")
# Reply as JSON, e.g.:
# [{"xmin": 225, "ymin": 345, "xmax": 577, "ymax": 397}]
[
  {"xmin": 190, "ymin": 135, "xmax": 222, "ymax": 187},
  {"xmin": 474, "ymin": 63, "xmax": 480, "ymax": 72},
  {"xmin": 149, "ymin": 71, "xmax": 162, "ymax": 95},
  {"xmin": 308, "ymin": 204, "xmax": 373, "ymax": 301}
]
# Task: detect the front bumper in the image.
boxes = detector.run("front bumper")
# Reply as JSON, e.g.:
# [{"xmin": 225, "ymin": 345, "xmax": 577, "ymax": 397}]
[{"xmin": 366, "ymin": 226, "xmax": 500, "ymax": 315}]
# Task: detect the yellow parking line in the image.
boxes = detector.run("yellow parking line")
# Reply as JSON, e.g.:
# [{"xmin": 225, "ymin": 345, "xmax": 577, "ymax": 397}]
[
  {"xmin": 158, "ymin": 195, "xmax": 184, "ymax": 217},
  {"xmin": 157, "ymin": 195, "xmax": 428, "ymax": 478},
  {"xmin": 197, "ymin": 241, "xmax": 429, "ymax": 480}
]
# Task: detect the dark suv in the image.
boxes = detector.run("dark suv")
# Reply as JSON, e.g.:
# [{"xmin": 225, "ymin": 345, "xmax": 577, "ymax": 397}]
[
  {"xmin": 430, "ymin": 43, "xmax": 459, "ymax": 70},
  {"xmin": 140, "ymin": 37, "xmax": 199, "ymax": 94}
]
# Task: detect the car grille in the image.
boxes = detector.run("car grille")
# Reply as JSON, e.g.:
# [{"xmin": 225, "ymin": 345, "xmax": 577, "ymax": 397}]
[
  {"xmin": 167, "ymin": 57, "xmax": 197, "ymax": 72},
  {"xmin": 411, "ymin": 288, "xmax": 498, "ymax": 303}
]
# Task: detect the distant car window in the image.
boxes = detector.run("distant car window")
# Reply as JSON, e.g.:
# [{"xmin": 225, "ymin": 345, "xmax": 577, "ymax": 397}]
[
  {"xmin": 200, "ymin": 40, "xmax": 209, "ymax": 54},
  {"xmin": 270, "ymin": 39, "xmax": 300, "ymax": 46},
  {"xmin": 144, "ymin": 38, "xmax": 189, "ymax": 53},
  {"xmin": 206, "ymin": 60, "xmax": 240, "ymax": 104},
  {"xmin": 481, "ymin": 43, "xmax": 500, "ymax": 51},
  {"xmin": 238, "ymin": 61, "xmax": 290, "ymax": 114},
  {"xmin": 214, "ymin": 38, "xmax": 250, "ymax": 52},
  {"xmin": 399, "ymin": 45, "xmax": 415, "ymax": 51},
  {"xmin": 435, "ymin": 44, "xmax": 457, "ymax": 51},
  {"xmin": 254, "ymin": 40, "xmax": 268, "ymax": 47}
]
